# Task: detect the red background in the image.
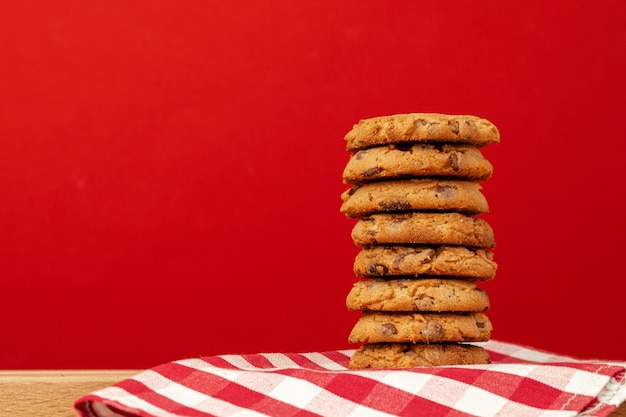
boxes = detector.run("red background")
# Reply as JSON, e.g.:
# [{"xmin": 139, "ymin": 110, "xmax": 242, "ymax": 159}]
[{"xmin": 1, "ymin": 1, "xmax": 625, "ymax": 369}]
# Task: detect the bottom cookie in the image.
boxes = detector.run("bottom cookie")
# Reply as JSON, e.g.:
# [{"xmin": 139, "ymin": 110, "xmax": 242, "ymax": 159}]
[{"xmin": 349, "ymin": 342, "xmax": 490, "ymax": 369}]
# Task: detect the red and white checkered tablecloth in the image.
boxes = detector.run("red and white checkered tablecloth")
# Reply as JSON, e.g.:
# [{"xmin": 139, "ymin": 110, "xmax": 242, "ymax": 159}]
[{"xmin": 74, "ymin": 340, "xmax": 626, "ymax": 417}]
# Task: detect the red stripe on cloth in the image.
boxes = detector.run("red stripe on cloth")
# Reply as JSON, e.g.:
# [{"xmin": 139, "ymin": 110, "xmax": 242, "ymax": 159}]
[
  {"xmin": 315, "ymin": 350, "xmax": 353, "ymax": 366},
  {"xmin": 581, "ymin": 398, "xmax": 619, "ymax": 417},
  {"xmin": 157, "ymin": 361, "xmax": 323, "ymax": 417},
  {"xmin": 209, "ymin": 380, "xmax": 321, "ymax": 417},
  {"xmin": 262, "ymin": 352, "xmax": 332, "ymax": 371},
  {"xmin": 309, "ymin": 371, "xmax": 380, "ymax": 404},
  {"xmin": 418, "ymin": 367, "xmax": 485, "ymax": 386},
  {"xmin": 277, "ymin": 369, "xmax": 405, "ymax": 414},
  {"xmin": 432, "ymin": 365, "xmax": 589, "ymax": 411},
  {"xmin": 273, "ymin": 368, "xmax": 475, "ymax": 416},
  {"xmin": 195, "ymin": 355, "xmax": 244, "ymax": 369},
  {"xmin": 114, "ymin": 378, "xmax": 220, "ymax": 416},
  {"xmin": 550, "ymin": 362, "xmax": 626, "ymax": 376},
  {"xmin": 235, "ymin": 353, "xmax": 277, "ymax": 369},
  {"xmin": 245, "ymin": 367, "xmax": 385, "ymax": 414},
  {"xmin": 460, "ymin": 368, "xmax": 525, "ymax": 399},
  {"xmin": 507, "ymin": 377, "xmax": 594, "ymax": 410},
  {"xmin": 399, "ymin": 395, "xmax": 478, "ymax": 417},
  {"xmin": 282, "ymin": 353, "xmax": 343, "ymax": 370}
]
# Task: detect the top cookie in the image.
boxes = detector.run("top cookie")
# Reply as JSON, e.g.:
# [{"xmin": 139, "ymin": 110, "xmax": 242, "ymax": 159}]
[{"xmin": 345, "ymin": 113, "xmax": 500, "ymax": 151}]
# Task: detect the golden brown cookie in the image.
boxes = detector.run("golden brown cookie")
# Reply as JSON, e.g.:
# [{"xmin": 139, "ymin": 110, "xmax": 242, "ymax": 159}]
[
  {"xmin": 340, "ymin": 179, "xmax": 489, "ymax": 218},
  {"xmin": 344, "ymin": 113, "xmax": 500, "ymax": 151},
  {"xmin": 346, "ymin": 278, "xmax": 490, "ymax": 312},
  {"xmin": 349, "ymin": 342, "xmax": 491, "ymax": 369},
  {"xmin": 348, "ymin": 311, "xmax": 492, "ymax": 344},
  {"xmin": 353, "ymin": 246, "xmax": 497, "ymax": 280},
  {"xmin": 351, "ymin": 213, "xmax": 496, "ymax": 248},
  {"xmin": 343, "ymin": 143, "xmax": 493, "ymax": 184}
]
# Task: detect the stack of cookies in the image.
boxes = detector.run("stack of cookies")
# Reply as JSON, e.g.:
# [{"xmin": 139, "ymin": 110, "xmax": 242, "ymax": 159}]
[{"xmin": 340, "ymin": 113, "xmax": 500, "ymax": 369}]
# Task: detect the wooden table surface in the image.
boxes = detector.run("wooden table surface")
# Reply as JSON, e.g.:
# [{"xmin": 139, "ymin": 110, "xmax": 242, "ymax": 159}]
[
  {"xmin": 1, "ymin": 370, "xmax": 625, "ymax": 417},
  {"xmin": 0, "ymin": 370, "xmax": 140, "ymax": 417}
]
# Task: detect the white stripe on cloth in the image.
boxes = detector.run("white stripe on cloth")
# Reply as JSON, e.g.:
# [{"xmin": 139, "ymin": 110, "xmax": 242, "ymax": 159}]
[
  {"xmin": 372, "ymin": 367, "xmax": 585, "ymax": 417},
  {"xmin": 376, "ymin": 370, "xmax": 513, "ymax": 416},
  {"xmin": 218, "ymin": 354, "xmax": 258, "ymax": 370},
  {"xmin": 133, "ymin": 370, "xmax": 271, "ymax": 417},
  {"xmin": 265, "ymin": 374, "xmax": 322, "ymax": 408},
  {"xmin": 452, "ymin": 385, "xmax": 574, "ymax": 417},
  {"xmin": 603, "ymin": 373, "xmax": 626, "ymax": 406},
  {"xmin": 493, "ymin": 401, "xmax": 576, "ymax": 417},
  {"xmin": 177, "ymin": 357, "xmax": 398, "ymax": 417},
  {"xmin": 453, "ymin": 385, "xmax": 510, "ymax": 417},
  {"xmin": 344, "ymin": 404, "xmax": 404, "ymax": 417},
  {"xmin": 86, "ymin": 385, "xmax": 183, "ymax": 417},
  {"xmin": 221, "ymin": 351, "xmax": 351, "ymax": 371},
  {"xmin": 562, "ymin": 367, "xmax": 615, "ymax": 396},
  {"xmin": 449, "ymin": 362, "xmax": 615, "ymax": 396},
  {"xmin": 259, "ymin": 353, "xmax": 301, "ymax": 369},
  {"xmin": 480, "ymin": 340, "xmax": 577, "ymax": 363},
  {"xmin": 301, "ymin": 352, "xmax": 350, "ymax": 371},
  {"xmin": 268, "ymin": 377, "xmax": 396, "ymax": 417}
]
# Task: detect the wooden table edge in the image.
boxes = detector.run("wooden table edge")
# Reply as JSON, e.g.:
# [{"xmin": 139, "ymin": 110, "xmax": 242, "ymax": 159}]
[{"xmin": 0, "ymin": 370, "xmax": 141, "ymax": 417}]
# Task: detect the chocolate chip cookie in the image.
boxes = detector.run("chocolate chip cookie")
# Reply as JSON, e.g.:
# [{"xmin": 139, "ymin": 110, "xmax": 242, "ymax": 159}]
[
  {"xmin": 346, "ymin": 278, "xmax": 490, "ymax": 312},
  {"xmin": 343, "ymin": 143, "xmax": 493, "ymax": 184},
  {"xmin": 353, "ymin": 245, "xmax": 497, "ymax": 280},
  {"xmin": 348, "ymin": 342, "xmax": 491, "ymax": 369},
  {"xmin": 341, "ymin": 179, "xmax": 489, "ymax": 218},
  {"xmin": 348, "ymin": 311, "xmax": 492, "ymax": 344},
  {"xmin": 351, "ymin": 212, "xmax": 496, "ymax": 248},
  {"xmin": 344, "ymin": 113, "xmax": 500, "ymax": 151}
]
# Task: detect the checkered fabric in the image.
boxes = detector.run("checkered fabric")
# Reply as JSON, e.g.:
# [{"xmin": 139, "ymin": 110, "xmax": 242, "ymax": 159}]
[{"xmin": 74, "ymin": 340, "xmax": 626, "ymax": 417}]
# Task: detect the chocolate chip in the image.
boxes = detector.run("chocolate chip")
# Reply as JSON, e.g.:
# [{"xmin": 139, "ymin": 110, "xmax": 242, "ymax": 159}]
[
  {"xmin": 362, "ymin": 167, "xmax": 384, "ymax": 177},
  {"xmin": 379, "ymin": 199, "xmax": 411, "ymax": 211},
  {"xmin": 421, "ymin": 320, "xmax": 444, "ymax": 342},
  {"xmin": 368, "ymin": 263, "xmax": 389, "ymax": 275},
  {"xmin": 447, "ymin": 153, "xmax": 460, "ymax": 171},
  {"xmin": 476, "ymin": 321, "xmax": 485, "ymax": 329},
  {"xmin": 354, "ymin": 150, "xmax": 367, "ymax": 160},
  {"xmin": 381, "ymin": 323, "xmax": 397, "ymax": 336},
  {"xmin": 347, "ymin": 186, "xmax": 360, "ymax": 196}
]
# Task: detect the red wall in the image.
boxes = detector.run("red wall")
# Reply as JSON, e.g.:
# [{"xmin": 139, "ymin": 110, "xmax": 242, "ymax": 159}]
[{"xmin": 1, "ymin": 1, "xmax": 625, "ymax": 369}]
